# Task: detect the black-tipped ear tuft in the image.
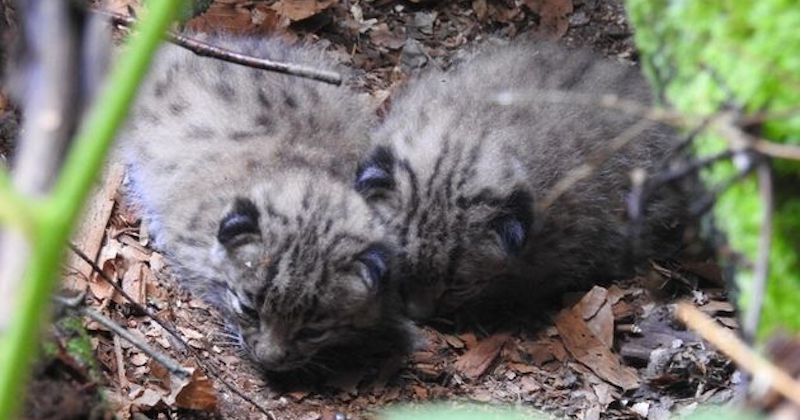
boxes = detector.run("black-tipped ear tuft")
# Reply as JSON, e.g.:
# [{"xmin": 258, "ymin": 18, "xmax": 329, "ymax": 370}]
[
  {"xmin": 355, "ymin": 146, "xmax": 395, "ymax": 194},
  {"xmin": 490, "ymin": 189, "xmax": 532, "ymax": 255},
  {"xmin": 357, "ymin": 243, "xmax": 392, "ymax": 289},
  {"xmin": 217, "ymin": 197, "xmax": 261, "ymax": 246}
]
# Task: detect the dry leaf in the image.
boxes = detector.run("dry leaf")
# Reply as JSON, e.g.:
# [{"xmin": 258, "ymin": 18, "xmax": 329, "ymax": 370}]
[
  {"xmin": 119, "ymin": 261, "xmax": 146, "ymax": 306},
  {"xmin": 369, "ymin": 23, "xmax": 406, "ymax": 50},
  {"xmin": 186, "ymin": 2, "xmax": 289, "ymax": 34},
  {"xmin": 472, "ymin": 0, "xmax": 488, "ymax": 21},
  {"xmin": 577, "ymin": 287, "xmax": 614, "ymax": 348},
  {"xmin": 454, "ymin": 333, "xmax": 510, "ymax": 379},
  {"xmin": 524, "ymin": 0, "xmax": 573, "ymax": 39},
  {"xmin": 555, "ymin": 308, "xmax": 639, "ymax": 390},
  {"xmin": 173, "ymin": 370, "xmax": 217, "ymax": 411},
  {"xmin": 271, "ymin": 0, "xmax": 336, "ymax": 22}
]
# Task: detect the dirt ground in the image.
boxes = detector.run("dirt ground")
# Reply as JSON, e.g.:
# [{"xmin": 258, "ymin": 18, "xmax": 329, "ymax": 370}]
[{"xmin": 1, "ymin": 1, "xmax": 748, "ymax": 419}]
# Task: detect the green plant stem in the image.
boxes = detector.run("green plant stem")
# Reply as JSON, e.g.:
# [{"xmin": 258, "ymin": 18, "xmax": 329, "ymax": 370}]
[
  {"xmin": 0, "ymin": 2, "xmax": 182, "ymax": 417},
  {"xmin": 0, "ymin": 168, "xmax": 38, "ymax": 236}
]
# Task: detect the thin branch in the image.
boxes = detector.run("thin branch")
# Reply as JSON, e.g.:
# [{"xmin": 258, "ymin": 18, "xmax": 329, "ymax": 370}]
[
  {"xmin": 68, "ymin": 244, "xmax": 274, "ymax": 416},
  {"xmin": 54, "ymin": 294, "xmax": 191, "ymax": 378},
  {"xmin": 751, "ymin": 139, "xmax": 800, "ymax": 161},
  {"xmin": 494, "ymin": 90, "xmax": 690, "ymax": 128},
  {"xmin": 743, "ymin": 161, "xmax": 774, "ymax": 340},
  {"xmin": 675, "ymin": 302, "xmax": 800, "ymax": 407},
  {"xmin": 95, "ymin": 9, "xmax": 343, "ymax": 86}
]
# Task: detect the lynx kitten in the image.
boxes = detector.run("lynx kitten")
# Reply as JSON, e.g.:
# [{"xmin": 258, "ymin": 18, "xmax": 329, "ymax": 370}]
[
  {"xmin": 357, "ymin": 42, "xmax": 691, "ymax": 319},
  {"xmin": 120, "ymin": 37, "xmax": 406, "ymax": 372}
]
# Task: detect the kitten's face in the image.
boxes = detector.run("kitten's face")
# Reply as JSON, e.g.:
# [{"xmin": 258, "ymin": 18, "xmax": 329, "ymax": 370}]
[
  {"xmin": 356, "ymin": 143, "xmax": 532, "ymax": 319},
  {"xmin": 209, "ymin": 173, "xmax": 397, "ymax": 372}
]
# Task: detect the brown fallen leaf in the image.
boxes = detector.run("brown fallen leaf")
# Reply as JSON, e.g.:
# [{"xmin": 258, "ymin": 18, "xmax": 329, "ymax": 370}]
[
  {"xmin": 577, "ymin": 286, "xmax": 615, "ymax": 348},
  {"xmin": 369, "ymin": 23, "xmax": 406, "ymax": 50},
  {"xmin": 172, "ymin": 369, "xmax": 217, "ymax": 411},
  {"xmin": 186, "ymin": 1, "xmax": 289, "ymax": 34},
  {"xmin": 472, "ymin": 0, "xmax": 489, "ymax": 21},
  {"xmin": 119, "ymin": 261, "xmax": 146, "ymax": 306},
  {"xmin": 271, "ymin": 0, "xmax": 336, "ymax": 22},
  {"xmin": 524, "ymin": 0, "xmax": 573, "ymax": 39},
  {"xmin": 555, "ymin": 307, "xmax": 639, "ymax": 390},
  {"xmin": 453, "ymin": 332, "xmax": 510, "ymax": 379}
]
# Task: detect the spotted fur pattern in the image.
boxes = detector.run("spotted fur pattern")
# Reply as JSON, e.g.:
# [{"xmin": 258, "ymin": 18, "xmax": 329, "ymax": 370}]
[
  {"xmin": 358, "ymin": 42, "xmax": 691, "ymax": 319},
  {"xmin": 119, "ymin": 37, "xmax": 407, "ymax": 372}
]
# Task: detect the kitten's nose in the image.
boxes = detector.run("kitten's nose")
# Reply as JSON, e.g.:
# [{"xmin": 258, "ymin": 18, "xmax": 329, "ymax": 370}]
[{"xmin": 252, "ymin": 339, "xmax": 292, "ymax": 371}]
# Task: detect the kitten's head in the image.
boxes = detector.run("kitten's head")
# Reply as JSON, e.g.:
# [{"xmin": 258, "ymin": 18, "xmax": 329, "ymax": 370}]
[
  {"xmin": 209, "ymin": 171, "xmax": 400, "ymax": 372},
  {"xmin": 356, "ymin": 141, "xmax": 533, "ymax": 320}
]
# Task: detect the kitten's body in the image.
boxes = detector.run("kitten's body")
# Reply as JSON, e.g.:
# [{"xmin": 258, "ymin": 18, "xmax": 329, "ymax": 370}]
[
  {"xmin": 359, "ymin": 42, "xmax": 690, "ymax": 319},
  {"xmin": 120, "ymin": 37, "xmax": 406, "ymax": 372}
]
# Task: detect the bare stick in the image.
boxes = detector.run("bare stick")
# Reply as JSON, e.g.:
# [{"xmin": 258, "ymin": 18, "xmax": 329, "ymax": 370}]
[
  {"xmin": 0, "ymin": 0, "xmax": 77, "ymax": 332},
  {"xmin": 743, "ymin": 161, "xmax": 774, "ymax": 340},
  {"xmin": 95, "ymin": 10, "xmax": 342, "ymax": 86},
  {"xmin": 494, "ymin": 90, "xmax": 688, "ymax": 127},
  {"xmin": 676, "ymin": 302, "xmax": 800, "ymax": 406},
  {"xmin": 68, "ymin": 243, "xmax": 274, "ymax": 416},
  {"xmin": 751, "ymin": 139, "xmax": 800, "ymax": 161}
]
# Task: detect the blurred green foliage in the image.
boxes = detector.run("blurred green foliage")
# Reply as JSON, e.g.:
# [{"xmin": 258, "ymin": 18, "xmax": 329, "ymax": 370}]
[{"xmin": 626, "ymin": 0, "xmax": 800, "ymax": 339}]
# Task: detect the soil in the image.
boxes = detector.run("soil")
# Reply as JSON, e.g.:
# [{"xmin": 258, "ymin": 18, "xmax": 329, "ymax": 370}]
[{"xmin": 6, "ymin": 1, "xmax": 747, "ymax": 419}]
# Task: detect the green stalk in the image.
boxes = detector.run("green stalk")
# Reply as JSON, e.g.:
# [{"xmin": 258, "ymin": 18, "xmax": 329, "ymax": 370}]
[
  {"xmin": 0, "ymin": 169, "xmax": 36, "ymax": 236},
  {"xmin": 0, "ymin": 2, "xmax": 182, "ymax": 417}
]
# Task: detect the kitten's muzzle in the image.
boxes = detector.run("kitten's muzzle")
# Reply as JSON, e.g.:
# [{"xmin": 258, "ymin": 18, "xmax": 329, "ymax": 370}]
[{"xmin": 250, "ymin": 338, "xmax": 307, "ymax": 372}]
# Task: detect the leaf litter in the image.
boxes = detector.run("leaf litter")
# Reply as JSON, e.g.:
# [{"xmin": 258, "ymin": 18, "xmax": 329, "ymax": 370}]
[{"xmin": 26, "ymin": 0, "xmax": 746, "ymax": 418}]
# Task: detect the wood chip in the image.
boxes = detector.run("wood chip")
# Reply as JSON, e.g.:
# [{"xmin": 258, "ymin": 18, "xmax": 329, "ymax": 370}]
[
  {"xmin": 454, "ymin": 332, "xmax": 511, "ymax": 379},
  {"xmin": 64, "ymin": 163, "xmax": 125, "ymax": 292}
]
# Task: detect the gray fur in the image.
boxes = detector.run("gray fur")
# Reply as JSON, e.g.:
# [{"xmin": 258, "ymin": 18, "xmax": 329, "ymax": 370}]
[
  {"xmin": 119, "ymin": 37, "xmax": 406, "ymax": 372},
  {"xmin": 359, "ymin": 42, "xmax": 690, "ymax": 319}
]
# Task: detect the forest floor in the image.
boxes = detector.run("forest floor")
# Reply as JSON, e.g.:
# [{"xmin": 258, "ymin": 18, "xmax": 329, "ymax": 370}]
[{"xmin": 1, "ymin": 0, "xmax": 752, "ymax": 419}]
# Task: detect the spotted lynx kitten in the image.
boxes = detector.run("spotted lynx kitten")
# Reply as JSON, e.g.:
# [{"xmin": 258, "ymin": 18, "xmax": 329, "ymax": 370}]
[
  {"xmin": 120, "ymin": 37, "xmax": 407, "ymax": 372},
  {"xmin": 357, "ymin": 42, "xmax": 690, "ymax": 319}
]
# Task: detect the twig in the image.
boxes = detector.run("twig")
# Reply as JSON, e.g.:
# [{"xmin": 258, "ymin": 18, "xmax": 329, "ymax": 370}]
[
  {"xmin": 0, "ymin": 0, "xmax": 77, "ymax": 332},
  {"xmin": 113, "ymin": 335, "xmax": 131, "ymax": 388},
  {"xmin": 494, "ymin": 90, "xmax": 689, "ymax": 128},
  {"xmin": 743, "ymin": 162, "xmax": 774, "ymax": 340},
  {"xmin": 96, "ymin": 9, "xmax": 343, "ymax": 86},
  {"xmin": 675, "ymin": 302, "xmax": 800, "ymax": 407},
  {"xmin": 54, "ymin": 294, "xmax": 191, "ymax": 378},
  {"xmin": 68, "ymin": 244, "xmax": 274, "ymax": 416},
  {"xmin": 537, "ymin": 118, "xmax": 654, "ymax": 213},
  {"xmin": 751, "ymin": 139, "xmax": 800, "ymax": 161}
]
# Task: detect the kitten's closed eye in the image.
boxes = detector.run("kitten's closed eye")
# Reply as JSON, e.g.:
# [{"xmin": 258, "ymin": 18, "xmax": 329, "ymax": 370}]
[
  {"xmin": 357, "ymin": 244, "xmax": 391, "ymax": 289},
  {"xmin": 218, "ymin": 197, "xmax": 261, "ymax": 246},
  {"xmin": 355, "ymin": 146, "xmax": 395, "ymax": 194},
  {"xmin": 295, "ymin": 327, "xmax": 327, "ymax": 342},
  {"xmin": 227, "ymin": 289, "xmax": 260, "ymax": 320},
  {"xmin": 489, "ymin": 189, "xmax": 533, "ymax": 255}
]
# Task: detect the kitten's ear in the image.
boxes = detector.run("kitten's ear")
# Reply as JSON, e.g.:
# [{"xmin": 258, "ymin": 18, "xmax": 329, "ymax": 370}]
[
  {"xmin": 357, "ymin": 244, "xmax": 392, "ymax": 290},
  {"xmin": 355, "ymin": 146, "xmax": 395, "ymax": 196},
  {"xmin": 490, "ymin": 189, "xmax": 532, "ymax": 255},
  {"xmin": 217, "ymin": 197, "xmax": 261, "ymax": 247}
]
